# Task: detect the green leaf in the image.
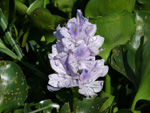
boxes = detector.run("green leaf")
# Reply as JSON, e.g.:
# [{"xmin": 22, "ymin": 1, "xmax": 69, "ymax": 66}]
[
  {"xmin": 90, "ymin": 10, "xmax": 135, "ymax": 60},
  {"xmin": 22, "ymin": 28, "xmax": 29, "ymax": 47},
  {"xmin": 85, "ymin": 0, "xmax": 136, "ymax": 17},
  {"xmin": 15, "ymin": 0, "xmax": 25, "ymax": 3},
  {"xmin": 60, "ymin": 103, "xmax": 71, "ymax": 113},
  {"xmin": 15, "ymin": 1, "xmax": 28, "ymax": 16},
  {"xmin": 0, "ymin": 61, "xmax": 28, "ymax": 112},
  {"xmin": 128, "ymin": 12, "xmax": 150, "ymax": 52},
  {"xmin": 135, "ymin": 1, "xmax": 150, "ymax": 12},
  {"xmin": 0, "ymin": 9, "xmax": 23, "ymax": 60},
  {"xmin": 0, "ymin": 0, "xmax": 15, "ymax": 23},
  {"xmin": 110, "ymin": 45, "xmax": 137, "ymax": 86},
  {"xmin": 99, "ymin": 91, "xmax": 115, "ymax": 112},
  {"xmin": 111, "ymin": 12, "xmax": 150, "ymax": 87},
  {"xmin": 0, "ymin": 38, "xmax": 18, "ymax": 59},
  {"xmin": 27, "ymin": 0, "xmax": 35, "ymax": 5},
  {"xmin": 14, "ymin": 109, "xmax": 24, "ymax": 113},
  {"xmin": 52, "ymin": 0, "xmax": 74, "ymax": 13},
  {"xmin": 29, "ymin": 99, "xmax": 60, "ymax": 113},
  {"xmin": 73, "ymin": 97, "xmax": 109, "ymax": 113},
  {"xmin": 24, "ymin": 103, "xmax": 32, "ymax": 113},
  {"xmin": 44, "ymin": 33, "xmax": 56, "ymax": 44},
  {"xmin": 27, "ymin": 0, "xmax": 44, "ymax": 14},
  {"xmin": 131, "ymin": 38, "xmax": 150, "ymax": 111},
  {"xmin": 56, "ymin": 89, "xmax": 73, "ymax": 103},
  {"xmin": 29, "ymin": 8, "xmax": 65, "ymax": 31}
]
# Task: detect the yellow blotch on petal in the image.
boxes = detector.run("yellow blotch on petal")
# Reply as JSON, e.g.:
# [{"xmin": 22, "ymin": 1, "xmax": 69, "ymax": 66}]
[
  {"xmin": 73, "ymin": 27, "xmax": 75, "ymax": 31},
  {"xmin": 78, "ymin": 49, "xmax": 81, "ymax": 53}
]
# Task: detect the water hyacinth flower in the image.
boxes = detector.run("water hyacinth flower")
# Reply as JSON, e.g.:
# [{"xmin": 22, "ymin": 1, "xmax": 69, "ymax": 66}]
[{"xmin": 47, "ymin": 9, "xmax": 109, "ymax": 97}]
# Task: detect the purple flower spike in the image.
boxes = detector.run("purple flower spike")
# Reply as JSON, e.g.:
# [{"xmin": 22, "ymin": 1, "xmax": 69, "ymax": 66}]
[{"xmin": 47, "ymin": 9, "xmax": 108, "ymax": 98}]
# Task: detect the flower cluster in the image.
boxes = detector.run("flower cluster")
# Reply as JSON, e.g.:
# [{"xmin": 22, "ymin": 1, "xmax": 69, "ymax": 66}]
[{"xmin": 47, "ymin": 10, "xmax": 108, "ymax": 97}]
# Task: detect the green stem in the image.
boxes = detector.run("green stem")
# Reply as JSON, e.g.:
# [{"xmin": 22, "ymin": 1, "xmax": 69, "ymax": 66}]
[
  {"xmin": 105, "ymin": 74, "xmax": 111, "ymax": 94},
  {"xmin": 44, "ymin": 0, "xmax": 46, "ymax": 8}
]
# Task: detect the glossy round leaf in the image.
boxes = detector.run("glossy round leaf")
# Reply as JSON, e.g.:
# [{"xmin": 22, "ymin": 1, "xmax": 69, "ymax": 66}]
[
  {"xmin": 90, "ymin": 10, "xmax": 135, "ymax": 60},
  {"xmin": 0, "ymin": 61, "xmax": 28, "ymax": 112},
  {"xmin": 85, "ymin": 0, "xmax": 136, "ymax": 17},
  {"xmin": 29, "ymin": 8, "xmax": 65, "ymax": 31}
]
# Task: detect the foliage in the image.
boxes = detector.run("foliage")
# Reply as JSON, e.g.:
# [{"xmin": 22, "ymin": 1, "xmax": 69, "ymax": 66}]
[{"xmin": 0, "ymin": 0, "xmax": 150, "ymax": 112}]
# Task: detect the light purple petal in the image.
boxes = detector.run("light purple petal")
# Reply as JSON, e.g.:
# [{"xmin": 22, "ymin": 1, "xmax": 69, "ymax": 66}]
[
  {"xmin": 88, "ymin": 35, "xmax": 104, "ymax": 55},
  {"xmin": 78, "ymin": 80, "xmax": 104, "ymax": 97},
  {"xmin": 73, "ymin": 44, "xmax": 87, "ymax": 58},
  {"xmin": 47, "ymin": 85, "xmax": 61, "ymax": 92},
  {"xmin": 77, "ymin": 9, "xmax": 88, "ymax": 27},
  {"xmin": 69, "ymin": 23, "xmax": 79, "ymax": 36},
  {"xmin": 54, "ymin": 52, "xmax": 67, "ymax": 59},
  {"xmin": 61, "ymin": 37, "xmax": 75, "ymax": 51},
  {"xmin": 81, "ymin": 21, "xmax": 96, "ymax": 37},
  {"xmin": 49, "ymin": 57, "xmax": 67, "ymax": 74},
  {"xmin": 66, "ymin": 18, "xmax": 77, "ymax": 28},
  {"xmin": 48, "ymin": 73, "xmax": 78, "ymax": 89},
  {"xmin": 49, "ymin": 44, "xmax": 58, "ymax": 58},
  {"xmin": 68, "ymin": 53, "xmax": 78, "ymax": 74},
  {"xmin": 78, "ymin": 60, "xmax": 95, "ymax": 70},
  {"xmin": 86, "ymin": 24, "xmax": 97, "ymax": 37},
  {"xmin": 53, "ymin": 25, "xmax": 63, "ymax": 40},
  {"xmin": 60, "ymin": 27, "xmax": 71, "ymax": 39},
  {"xmin": 48, "ymin": 45, "xmax": 67, "ymax": 74},
  {"xmin": 66, "ymin": 18, "xmax": 79, "ymax": 36},
  {"xmin": 80, "ymin": 70, "xmax": 90, "ymax": 82},
  {"xmin": 88, "ymin": 60, "xmax": 109, "ymax": 82}
]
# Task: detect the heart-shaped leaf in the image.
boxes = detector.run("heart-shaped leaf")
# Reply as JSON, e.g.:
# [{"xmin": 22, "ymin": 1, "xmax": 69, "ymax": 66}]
[
  {"xmin": 90, "ymin": 10, "xmax": 135, "ymax": 60},
  {"xmin": 85, "ymin": 0, "xmax": 136, "ymax": 17}
]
